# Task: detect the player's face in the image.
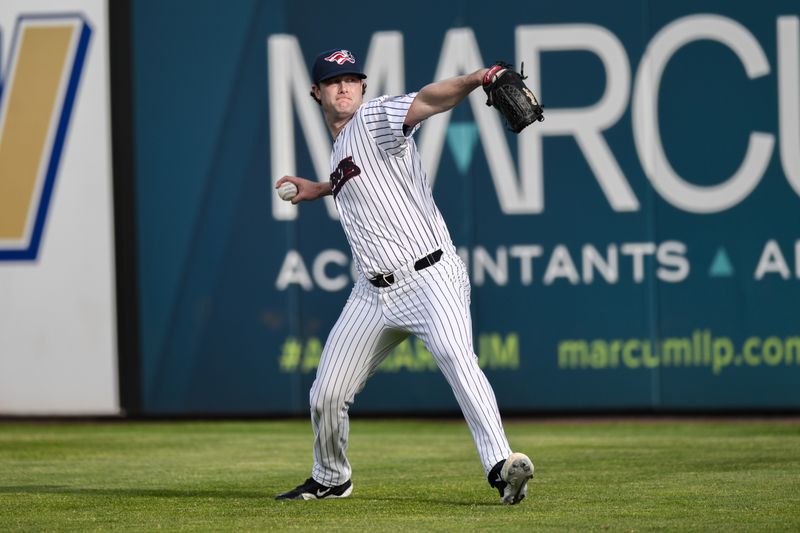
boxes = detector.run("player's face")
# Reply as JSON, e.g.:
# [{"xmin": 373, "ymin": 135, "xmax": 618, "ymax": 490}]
[{"xmin": 318, "ymin": 75, "xmax": 364, "ymax": 117}]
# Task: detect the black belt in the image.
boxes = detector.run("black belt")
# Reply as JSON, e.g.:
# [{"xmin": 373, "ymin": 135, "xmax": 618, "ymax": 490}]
[{"xmin": 369, "ymin": 249, "xmax": 444, "ymax": 287}]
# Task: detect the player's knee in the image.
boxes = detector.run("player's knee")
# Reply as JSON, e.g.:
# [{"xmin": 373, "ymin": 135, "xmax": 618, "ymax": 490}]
[{"xmin": 309, "ymin": 387, "xmax": 346, "ymax": 417}]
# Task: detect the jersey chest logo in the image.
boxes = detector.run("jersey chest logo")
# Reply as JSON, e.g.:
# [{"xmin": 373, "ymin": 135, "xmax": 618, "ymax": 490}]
[{"xmin": 330, "ymin": 156, "xmax": 361, "ymax": 198}]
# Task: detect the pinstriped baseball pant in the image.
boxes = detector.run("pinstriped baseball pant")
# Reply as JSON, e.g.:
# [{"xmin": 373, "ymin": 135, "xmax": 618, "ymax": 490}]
[{"xmin": 310, "ymin": 251, "xmax": 512, "ymax": 486}]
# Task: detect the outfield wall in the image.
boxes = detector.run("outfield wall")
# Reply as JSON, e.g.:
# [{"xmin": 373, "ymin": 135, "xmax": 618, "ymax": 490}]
[
  {"xmin": 131, "ymin": 0, "xmax": 800, "ymax": 415},
  {"xmin": 0, "ymin": 0, "xmax": 119, "ymax": 415},
  {"xmin": 4, "ymin": 0, "xmax": 797, "ymax": 416}
]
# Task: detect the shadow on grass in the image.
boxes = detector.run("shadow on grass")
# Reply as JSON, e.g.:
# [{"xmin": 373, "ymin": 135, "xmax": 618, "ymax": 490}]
[
  {"xmin": 0, "ymin": 486, "xmax": 503, "ymax": 507},
  {"xmin": 0, "ymin": 485, "xmax": 267, "ymax": 499},
  {"xmin": 362, "ymin": 495, "xmax": 499, "ymax": 507}
]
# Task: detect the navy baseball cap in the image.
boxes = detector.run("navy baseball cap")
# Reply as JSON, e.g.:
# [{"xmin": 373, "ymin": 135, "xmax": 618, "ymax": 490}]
[{"xmin": 312, "ymin": 49, "xmax": 367, "ymax": 85}]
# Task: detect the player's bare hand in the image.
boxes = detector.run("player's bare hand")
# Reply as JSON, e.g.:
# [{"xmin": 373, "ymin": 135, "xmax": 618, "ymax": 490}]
[{"xmin": 275, "ymin": 175, "xmax": 332, "ymax": 204}]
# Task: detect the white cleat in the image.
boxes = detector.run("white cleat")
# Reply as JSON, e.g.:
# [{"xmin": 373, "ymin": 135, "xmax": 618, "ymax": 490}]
[{"xmin": 499, "ymin": 452, "xmax": 534, "ymax": 505}]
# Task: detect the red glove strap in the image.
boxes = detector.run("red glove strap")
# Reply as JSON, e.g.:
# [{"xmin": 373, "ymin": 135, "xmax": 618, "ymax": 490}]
[{"xmin": 482, "ymin": 65, "xmax": 505, "ymax": 87}]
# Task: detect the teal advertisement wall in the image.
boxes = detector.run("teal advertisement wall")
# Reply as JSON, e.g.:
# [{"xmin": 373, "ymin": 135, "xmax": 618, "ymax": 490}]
[{"xmin": 133, "ymin": 0, "xmax": 800, "ymax": 414}]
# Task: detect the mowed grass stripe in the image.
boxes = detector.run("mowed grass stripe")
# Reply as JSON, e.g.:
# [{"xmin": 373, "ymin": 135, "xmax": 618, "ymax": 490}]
[{"xmin": 0, "ymin": 420, "xmax": 798, "ymax": 531}]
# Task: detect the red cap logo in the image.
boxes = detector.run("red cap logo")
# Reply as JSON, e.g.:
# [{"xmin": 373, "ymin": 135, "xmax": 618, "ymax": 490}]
[{"xmin": 324, "ymin": 50, "xmax": 356, "ymax": 65}]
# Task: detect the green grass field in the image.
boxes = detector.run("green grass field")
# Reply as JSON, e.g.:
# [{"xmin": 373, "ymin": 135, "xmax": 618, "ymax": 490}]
[{"xmin": 1, "ymin": 418, "xmax": 799, "ymax": 531}]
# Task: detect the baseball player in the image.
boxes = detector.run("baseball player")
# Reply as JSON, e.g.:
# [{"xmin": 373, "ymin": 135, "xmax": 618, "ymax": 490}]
[{"xmin": 274, "ymin": 48, "xmax": 534, "ymax": 504}]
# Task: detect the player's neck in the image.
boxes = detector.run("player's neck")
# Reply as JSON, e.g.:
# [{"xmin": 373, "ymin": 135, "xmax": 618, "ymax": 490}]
[{"xmin": 327, "ymin": 113, "xmax": 355, "ymax": 139}]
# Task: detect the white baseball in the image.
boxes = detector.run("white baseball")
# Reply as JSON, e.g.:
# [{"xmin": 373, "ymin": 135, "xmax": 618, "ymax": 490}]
[{"xmin": 277, "ymin": 182, "xmax": 298, "ymax": 201}]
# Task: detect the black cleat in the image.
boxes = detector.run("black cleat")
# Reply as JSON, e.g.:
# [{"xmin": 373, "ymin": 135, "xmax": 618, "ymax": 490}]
[
  {"xmin": 275, "ymin": 477, "xmax": 353, "ymax": 501},
  {"xmin": 488, "ymin": 452, "xmax": 534, "ymax": 505}
]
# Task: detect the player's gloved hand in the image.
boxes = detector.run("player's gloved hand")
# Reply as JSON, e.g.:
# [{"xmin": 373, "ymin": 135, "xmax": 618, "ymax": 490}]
[
  {"xmin": 482, "ymin": 62, "xmax": 544, "ymax": 133},
  {"xmin": 481, "ymin": 64, "xmax": 508, "ymax": 107}
]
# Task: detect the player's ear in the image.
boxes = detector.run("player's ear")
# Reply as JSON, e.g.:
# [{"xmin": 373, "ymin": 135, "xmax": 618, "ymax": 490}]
[{"xmin": 310, "ymin": 84, "xmax": 321, "ymax": 105}]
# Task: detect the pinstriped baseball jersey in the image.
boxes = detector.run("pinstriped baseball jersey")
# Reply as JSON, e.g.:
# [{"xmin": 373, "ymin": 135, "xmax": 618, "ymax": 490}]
[{"xmin": 329, "ymin": 93, "xmax": 456, "ymax": 278}]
